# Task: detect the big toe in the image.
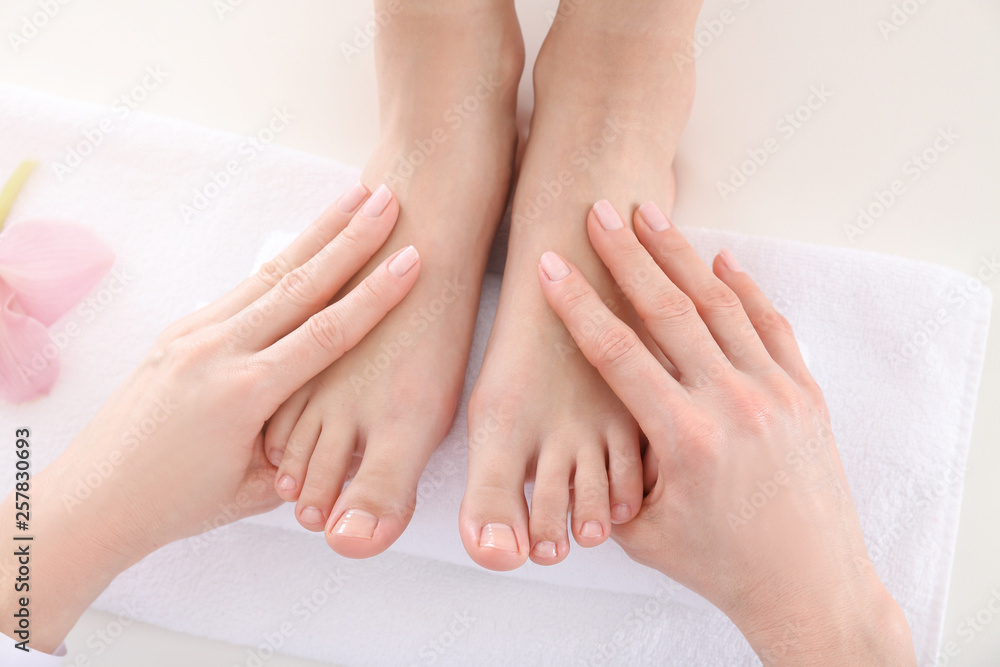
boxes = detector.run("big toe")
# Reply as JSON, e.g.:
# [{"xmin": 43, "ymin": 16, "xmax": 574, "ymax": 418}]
[{"xmin": 460, "ymin": 440, "xmax": 530, "ymax": 571}]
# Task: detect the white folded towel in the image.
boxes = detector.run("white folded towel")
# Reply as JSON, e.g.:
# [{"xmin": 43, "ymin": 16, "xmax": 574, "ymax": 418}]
[{"xmin": 0, "ymin": 82, "xmax": 991, "ymax": 665}]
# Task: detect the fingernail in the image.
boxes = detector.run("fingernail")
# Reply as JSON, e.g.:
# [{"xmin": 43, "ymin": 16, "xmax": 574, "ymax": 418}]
[
  {"xmin": 360, "ymin": 184, "xmax": 392, "ymax": 217},
  {"xmin": 479, "ymin": 523, "xmax": 518, "ymax": 553},
  {"xmin": 336, "ymin": 181, "xmax": 369, "ymax": 213},
  {"xmin": 581, "ymin": 521, "xmax": 604, "ymax": 538},
  {"xmin": 532, "ymin": 541, "xmax": 558, "ymax": 559},
  {"xmin": 277, "ymin": 475, "xmax": 296, "ymax": 491},
  {"xmin": 266, "ymin": 448, "xmax": 283, "ymax": 467},
  {"xmin": 639, "ymin": 202, "xmax": 671, "ymax": 231},
  {"xmin": 540, "ymin": 251, "xmax": 570, "ymax": 282},
  {"xmin": 299, "ymin": 506, "xmax": 325, "ymax": 525},
  {"xmin": 332, "ymin": 509, "xmax": 378, "ymax": 539},
  {"xmin": 611, "ymin": 503, "xmax": 631, "ymax": 523},
  {"xmin": 720, "ymin": 248, "xmax": 743, "ymax": 272},
  {"xmin": 593, "ymin": 199, "xmax": 624, "ymax": 230},
  {"xmin": 388, "ymin": 245, "xmax": 419, "ymax": 277}
]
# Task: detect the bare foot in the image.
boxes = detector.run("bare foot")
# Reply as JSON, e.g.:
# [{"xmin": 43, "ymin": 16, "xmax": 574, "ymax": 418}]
[
  {"xmin": 461, "ymin": 0, "xmax": 700, "ymax": 570},
  {"xmin": 264, "ymin": 0, "xmax": 524, "ymax": 558}
]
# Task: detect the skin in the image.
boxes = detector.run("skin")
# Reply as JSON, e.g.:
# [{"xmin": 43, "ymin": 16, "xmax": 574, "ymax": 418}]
[
  {"xmin": 538, "ymin": 200, "xmax": 918, "ymax": 665},
  {"xmin": 0, "ymin": 186, "xmax": 421, "ymax": 654}
]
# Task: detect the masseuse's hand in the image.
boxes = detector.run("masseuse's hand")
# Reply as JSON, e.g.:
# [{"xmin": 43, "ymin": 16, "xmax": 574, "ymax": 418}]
[
  {"xmin": 538, "ymin": 201, "xmax": 916, "ymax": 666},
  {"xmin": 1, "ymin": 183, "xmax": 420, "ymax": 653}
]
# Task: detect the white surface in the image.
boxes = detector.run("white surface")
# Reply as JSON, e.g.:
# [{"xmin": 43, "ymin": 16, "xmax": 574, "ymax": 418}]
[{"xmin": 0, "ymin": 0, "xmax": 997, "ymax": 664}]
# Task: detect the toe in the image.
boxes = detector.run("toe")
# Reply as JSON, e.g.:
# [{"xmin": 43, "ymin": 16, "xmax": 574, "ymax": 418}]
[
  {"xmin": 528, "ymin": 450, "xmax": 572, "ymax": 566},
  {"xmin": 263, "ymin": 386, "xmax": 310, "ymax": 467},
  {"xmin": 273, "ymin": 406, "xmax": 323, "ymax": 502},
  {"xmin": 295, "ymin": 428, "xmax": 356, "ymax": 532},
  {"xmin": 325, "ymin": 427, "xmax": 434, "ymax": 559},
  {"xmin": 460, "ymin": 435, "xmax": 530, "ymax": 571},
  {"xmin": 571, "ymin": 445, "xmax": 612, "ymax": 548},
  {"xmin": 606, "ymin": 422, "xmax": 643, "ymax": 524}
]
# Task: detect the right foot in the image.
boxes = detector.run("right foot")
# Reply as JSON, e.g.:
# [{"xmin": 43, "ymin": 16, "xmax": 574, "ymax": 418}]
[
  {"xmin": 264, "ymin": 0, "xmax": 523, "ymax": 558},
  {"xmin": 462, "ymin": 0, "xmax": 701, "ymax": 570}
]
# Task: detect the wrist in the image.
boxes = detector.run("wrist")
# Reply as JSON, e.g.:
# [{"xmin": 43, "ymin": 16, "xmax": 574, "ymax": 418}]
[{"xmin": 733, "ymin": 577, "xmax": 916, "ymax": 666}]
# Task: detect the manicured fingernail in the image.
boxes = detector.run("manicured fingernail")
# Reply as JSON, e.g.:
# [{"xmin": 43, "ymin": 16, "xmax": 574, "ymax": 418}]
[
  {"xmin": 479, "ymin": 523, "xmax": 518, "ymax": 552},
  {"xmin": 532, "ymin": 541, "xmax": 558, "ymax": 559},
  {"xmin": 266, "ymin": 448, "xmax": 283, "ymax": 467},
  {"xmin": 336, "ymin": 181, "xmax": 369, "ymax": 213},
  {"xmin": 611, "ymin": 503, "xmax": 631, "ymax": 523},
  {"xmin": 277, "ymin": 475, "xmax": 296, "ymax": 491},
  {"xmin": 581, "ymin": 521, "xmax": 604, "ymax": 538},
  {"xmin": 333, "ymin": 509, "xmax": 378, "ymax": 539},
  {"xmin": 540, "ymin": 251, "xmax": 570, "ymax": 282},
  {"xmin": 639, "ymin": 202, "xmax": 671, "ymax": 231},
  {"xmin": 299, "ymin": 506, "xmax": 325, "ymax": 525},
  {"xmin": 720, "ymin": 248, "xmax": 743, "ymax": 272},
  {"xmin": 593, "ymin": 199, "xmax": 624, "ymax": 230},
  {"xmin": 388, "ymin": 245, "xmax": 419, "ymax": 277},
  {"xmin": 360, "ymin": 184, "xmax": 392, "ymax": 217}
]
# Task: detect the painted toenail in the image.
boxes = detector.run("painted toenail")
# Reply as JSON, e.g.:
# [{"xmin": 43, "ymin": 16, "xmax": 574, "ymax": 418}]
[
  {"xmin": 532, "ymin": 541, "xmax": 558, "ymax": 560},
  {"xmin": 333, "ymin": 509, "xmax": 378, "ymax": 539},
  {"xmin": 539, "ymin": 251, "xmax": 570, "ymax": 282},
  {"xmin": 581, "ymin": 521, "xmax": 604, "ymax": 538},
  {"xmin": 266, "ymin": 448, "xmax": 283, "ymax": 466},
  {"xmin": 361, "ymin": 183, "xmax": 392, "ymax": 217},
  {"xmin": 611, "ymin": 504, "xmax": 632, "ymax": 523},
  {"xmin": 479, "ymin": 523, "xmax": 518, "ymax": 553},
  {"xmin": 336, "ymin": 181, "xmax": 369, "ymax": 213},
  {"xmin": 277, "ymin": 475, "xmax": 296, "ymax": 491},
  {"xmin": 594, "ymin": 199, "xmax": 624, "ymax": 230},
  {"xmin": 638, "ymin": 201, "xmax": 671, "ymax": 231},
  {"xmin": 300, "ymin": 506, "xmax": 324, "ymax": 525}
]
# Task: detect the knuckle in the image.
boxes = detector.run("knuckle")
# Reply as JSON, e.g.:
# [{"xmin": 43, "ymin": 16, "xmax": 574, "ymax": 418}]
[
  {"xmin": 646, "ymin": 288, "xmax": 696, "ymax": 326},
  {"xmin": 256, "ymin": 255, "xmax": 292, "ymax": 289},
  {"xmin": 591, "ymin": 324, "xmax": 641, "ymax": 369},
  {"xmin": 755, "ymin": 308, "xmax": 795, "ymax": 337},
  {"xmin": 305, "ymin": 309, "xmax": 348, "ymax": 354},
  {"xmin": 277, "ymin": 266, "xmax": 319, "ymax": 305},
  {"xmin": 696, "ymin": 282, "xmax": 743, "ymax": 313},
  {"xmin": 680, "ymin": 418, "xmax": 725, "ymax": 466}
]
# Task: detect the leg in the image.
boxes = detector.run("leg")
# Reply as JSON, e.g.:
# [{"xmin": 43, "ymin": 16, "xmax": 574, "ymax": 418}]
[
  {"xmin": 265, "ymin": 0, "xmax": 524, "ymax": 558},
  {"xmin": 462, "ymin": 0, "xmax": 703, "ymax": 570}
]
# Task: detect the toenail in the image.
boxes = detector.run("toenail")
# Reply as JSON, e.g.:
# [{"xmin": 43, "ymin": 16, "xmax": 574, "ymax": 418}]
[
  {"xmin": 611, "ymin": 504, "xmax": 632, "ymax": 523},
  {"xmin": 266, "ymin": 448, "xmax": 283, "ymax": 466},
  {"xmin": 539, "ymin": 251, "xmax": 570, "ymax": 282},
  {"xmin": 532, "ymin": 541, "xmax": 558, "ymax": 560},
  {"xmin": 332, "ymin": 509, "xmax": 378, "ymax": 539},
  {"xmin": 336, "ymin": 181, "xmax": 369, "ymax": 213},
  {"xmin": 479, "ymin": 523, "xmax": 518, "ymax": 553},
  {"xmin": 594, "ymin": 199, "xmax": 624, "ymax": 230},
  {"xmin": 581, "ymin": 521, "xmax": 604, "ymax": 539},
  {"xmin": 277, "ymin": 475, "xmax": 296, "ymax": 491},
  {"xmin": 299, "ymin": 506, "xmax": 325, "ymax": 525},
  {"xmin": 360, "ymin": 183, "xmax": 392, "ymax": 217}
]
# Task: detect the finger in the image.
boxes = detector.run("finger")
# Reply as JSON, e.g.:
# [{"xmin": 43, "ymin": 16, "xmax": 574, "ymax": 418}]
[
  {"xmin": 713, "ymin": 251, "xmax": 814, "ymax": 386},
  {"xmin": 583, "ymin": 200, "xmax": 729, "ymax": 380},
  {"xmin": 629, "ymin": 202, "xmax": 773, "ymax": 371},
  {"xmin": 538, "ymin": 251, "xmax": 685, "ymax": 438},
  {"xmin": 255, "ymin": 245, "xmax": 421, "ymax": 403},
  {"xmin": 226, "ymin": 185, "xmax": 399, "ymax": 350},
  {"xmin": 197, "ymin": 181, "xmax": 372, "ymax": 328}
]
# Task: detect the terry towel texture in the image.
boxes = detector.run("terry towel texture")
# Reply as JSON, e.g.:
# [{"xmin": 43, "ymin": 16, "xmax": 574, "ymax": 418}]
[{"xmin": 0, "ymin": 82, "xmax": 992, "ymax": 665}]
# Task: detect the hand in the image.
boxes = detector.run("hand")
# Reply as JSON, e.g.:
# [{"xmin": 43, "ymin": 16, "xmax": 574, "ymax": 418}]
[
  {"xmin": 1, "ymin": 184, "xmax": 421, "ymax": 653},
  {"xmin": 538, "ymin": 200, "xmax": 916, "ymax": 665}
]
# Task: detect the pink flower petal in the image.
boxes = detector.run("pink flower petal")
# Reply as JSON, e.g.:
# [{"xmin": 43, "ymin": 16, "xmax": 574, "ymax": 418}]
[
  {"xmin": 0, "ymin": 283, "xmax": 59, "ymax": 403},
  {"xmin": 0, "ymin": 220, "xmax": 115, "ymax": 326}
]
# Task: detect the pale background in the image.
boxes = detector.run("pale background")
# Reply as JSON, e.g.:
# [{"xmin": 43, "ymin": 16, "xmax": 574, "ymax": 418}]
[{"xmin": 0, "ymin": 0, "xmax": 997, "ymax": 665}]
